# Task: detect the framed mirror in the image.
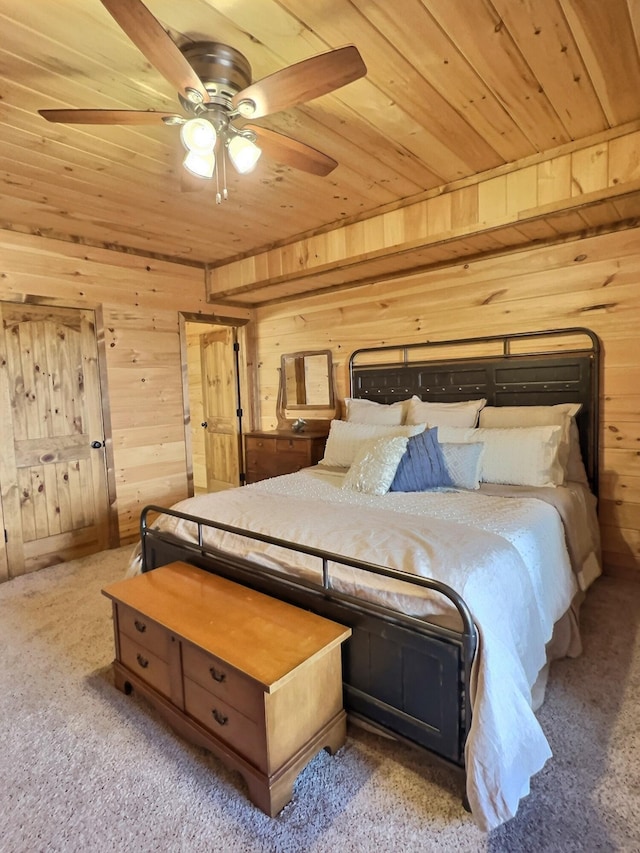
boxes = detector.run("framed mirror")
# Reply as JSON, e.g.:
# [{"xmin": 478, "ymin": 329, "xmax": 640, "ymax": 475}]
[
  {"xmin": 282, "ymin": 350, "xmax": 334, "ymax": 408},
  {"xmin": 276, "ymin": 350, "xmax": 337, "ymax": 430}
]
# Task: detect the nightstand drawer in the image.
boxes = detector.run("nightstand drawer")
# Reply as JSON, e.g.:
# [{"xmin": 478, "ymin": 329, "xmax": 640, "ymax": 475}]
[
  {"xmin": 245, "ymin": 436, "xmax": 276, "ymax": 454},
  {"xmin": 182, "ymin": 642, "xmax": 263, "ymax": 722},
  {"xmin": 117, "ymin": 603, "xmax": 171, "ymax": 661},
  {"xmin": 275, "ymin": 438, "xmax": 305, "ymax": 453},
  {"xmin": 119, "ymin": 633, "xmax": 171, "ymax": 698},
  {"xmin": 243, "ymin": 431, "xmax": 328, "ymax": 485},
  {"xmin": 184, "ymin": 677, "xmax": 265, "ymax": 768}
]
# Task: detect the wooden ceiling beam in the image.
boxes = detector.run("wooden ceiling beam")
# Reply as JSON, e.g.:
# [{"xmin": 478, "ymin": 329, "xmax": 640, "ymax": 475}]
[{"xmin": 208, "ymin": 127, "xmax": 640, "ymax": 304}]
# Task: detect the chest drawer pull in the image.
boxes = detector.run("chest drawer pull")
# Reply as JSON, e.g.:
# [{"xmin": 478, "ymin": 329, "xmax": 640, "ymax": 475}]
[
  {"xmin": 136, "ymin": 653, "xmax": 149, "ymax": 669},
  {"xmin": 134, "ymin": 619, "xmax": 146, "ymax": 633},
  {"xmin": 211, "ymin": 708, "xmax": 228, "ymax": 726},
  {"xmin": 209, "ymin": 666, "xmax": 226, "ymax": 683}
]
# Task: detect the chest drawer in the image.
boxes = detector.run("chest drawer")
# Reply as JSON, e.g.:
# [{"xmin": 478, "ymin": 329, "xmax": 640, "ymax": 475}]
[
  {"xmin": 119, "ymin": 633, "xmax": 171, "ymax": 698},
  {"xmin": 181, "ymin": 642, "xmax": 264, "ymax": 723},
  {"xmin": 184, "ymin": 677, "xmax": 265, "ymax": 769},
  {"xmin": 117, "ymin": 603, "xmax": 171, "ymax": 661}
]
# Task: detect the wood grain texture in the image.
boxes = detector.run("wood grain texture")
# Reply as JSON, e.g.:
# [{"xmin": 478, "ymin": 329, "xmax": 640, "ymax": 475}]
[
  {"xmin": 2, "ymin": 0, "xmax": 640, "ymax": 266},
  {"xmin": 208, "ymin": 128, "xmax": 640, "ymax": 303},
  {"xmin": 0, "ymin": 231, "xmax": 209, "ymax": 552},
  {"xmin": 0, "ymin": 304, "xmax": 113, "ymax": 575}
]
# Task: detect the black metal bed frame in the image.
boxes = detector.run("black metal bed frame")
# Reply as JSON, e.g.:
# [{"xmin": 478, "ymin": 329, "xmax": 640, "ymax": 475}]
[
  {"xmin": 140, "ymin": 326, "xmax": 600, "ymax": 797},
  {"xmin": 349, "ymin": 326, "xmax": 600, "ymax": 496}
]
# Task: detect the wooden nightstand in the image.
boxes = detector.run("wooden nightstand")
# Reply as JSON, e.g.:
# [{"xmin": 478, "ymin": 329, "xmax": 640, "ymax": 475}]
[
  {"xmin": 244, "ymin": 429, "xmax": 328, "ymax": 484},
  {"xmin": 102, "ymin": 561, "xmax": 351, "ymax": 816}
]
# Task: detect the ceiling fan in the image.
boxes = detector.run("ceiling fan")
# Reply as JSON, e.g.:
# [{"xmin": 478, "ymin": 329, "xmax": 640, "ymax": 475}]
[{"xmin": 38, "ymin": 0, "xmax": 367, "ymax": 201}]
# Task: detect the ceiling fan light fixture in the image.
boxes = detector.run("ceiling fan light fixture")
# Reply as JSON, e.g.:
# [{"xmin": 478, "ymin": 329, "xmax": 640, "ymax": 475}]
[
  {"xmin": 227, "ymin": 134, "xmax": 262, "ymax": 174},
  {"xmin": 183, "ymin": 150, "xmax": 216, "ymax": 179},
  {"xmin": 180, "ymin": 117, "xmax": 217, "ymax": 154}
]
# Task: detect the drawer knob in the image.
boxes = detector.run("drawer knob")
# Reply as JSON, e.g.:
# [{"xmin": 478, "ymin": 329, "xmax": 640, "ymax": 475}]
[
  {"xmin": 134, "ymin": 620, "xmax": 146, "ymax": 633},
  {"xmin": 209, "ymin": 666, "xmax": 226, "ymax": 683},
  {"xmin": 136, "ymin": 653, "xmax": 149, "ymax": 669},
  {"xmin": 211, "ymin": 708, "xmax": 228, "ymax": 726}
]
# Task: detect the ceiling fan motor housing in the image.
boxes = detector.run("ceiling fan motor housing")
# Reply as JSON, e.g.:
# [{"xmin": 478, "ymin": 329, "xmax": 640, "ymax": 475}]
[{"xmin": 179, "ymin": 42, "xmax": 252, "ymax": 111}]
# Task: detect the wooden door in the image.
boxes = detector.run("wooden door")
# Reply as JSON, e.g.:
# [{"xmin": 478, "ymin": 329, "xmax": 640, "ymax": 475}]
[
  {"xmin": 200, "ymin": 326, "xmax": 242, "ymax": 492},
  {"xmin": 0, "ymin": 304, "xmax": 110, "ymax": 579}
]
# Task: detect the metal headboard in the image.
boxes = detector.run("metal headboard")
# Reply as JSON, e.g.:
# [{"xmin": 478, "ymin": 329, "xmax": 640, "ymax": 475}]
[{"xmin": 349, "ymin": 327, "xmax": 600, "ymax": 496}]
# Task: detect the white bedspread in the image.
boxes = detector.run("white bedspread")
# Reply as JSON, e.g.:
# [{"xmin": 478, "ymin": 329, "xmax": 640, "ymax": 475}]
[{"xmin": 140, "ymin": 469, "xmax": 598, "ymax": 831}]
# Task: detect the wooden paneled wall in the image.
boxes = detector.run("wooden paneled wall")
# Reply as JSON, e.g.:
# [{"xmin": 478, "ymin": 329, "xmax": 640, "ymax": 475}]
[
  {"xmin": 0, "ymin": 230, "xmax": 209, "ymax": 543},
  {"xmin": 254, "ymin": 227, "xmax": 640, "ymax": 580},
  {"xmin": 210, "ymin": 126, "xmax": 640, "ymax": 304}
]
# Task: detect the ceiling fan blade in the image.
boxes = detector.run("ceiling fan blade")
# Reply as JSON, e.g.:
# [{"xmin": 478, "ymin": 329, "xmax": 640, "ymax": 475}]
[
  {"xmin": 233, "ymin": 45, "xmax": 366, "ymax": 119},
  {"xmin": 100, "ymin": 0, "xmax": 209, "ymax": 104},
  {"xmin": 247, "ymin": 126, "xmax": 338, "ymax": 177},
  {"xmin": 39, "ymin": 109, "xmax": 180, "ymax": 125}
]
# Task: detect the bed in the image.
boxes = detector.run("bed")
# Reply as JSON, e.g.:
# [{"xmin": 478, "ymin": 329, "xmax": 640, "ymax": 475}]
[{"xmin": 136, "ymin": 327, "xmax": 602, "ymax": 831}]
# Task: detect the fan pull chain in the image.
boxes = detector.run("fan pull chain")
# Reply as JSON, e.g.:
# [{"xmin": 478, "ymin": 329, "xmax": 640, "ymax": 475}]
[
  {"xmin": 215, "ymin": 156, "xmax": 222, "ymax": 205},
  {"xmin": 222, "ymin": 145, "xmax": 229, "ymax": 201},
  {"xmin": 214, "ymin": 142, "xmax": 230, "ymax": 204}
]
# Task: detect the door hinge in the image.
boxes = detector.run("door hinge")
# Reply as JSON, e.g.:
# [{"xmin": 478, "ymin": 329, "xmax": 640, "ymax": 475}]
[
  {"xmin": 236, "ymin": 408, "xmax": 243, "ymax": 418},
  {"xmin": 4, "ymin": 529, "xmax": 7, "ymax": 543},
  {"xmin": 233, "ymin": 341, "xmax": 240, "ymax": 352}
]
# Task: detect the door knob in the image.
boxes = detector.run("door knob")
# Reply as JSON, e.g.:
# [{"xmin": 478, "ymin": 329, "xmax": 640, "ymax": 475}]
[
  {"xmin": 90, "ymin": 440, "xmax": 103, "ymax": 449},
  {"xmin": 201, "ymin": 422, "xmax": 208, "ymax": 428}
]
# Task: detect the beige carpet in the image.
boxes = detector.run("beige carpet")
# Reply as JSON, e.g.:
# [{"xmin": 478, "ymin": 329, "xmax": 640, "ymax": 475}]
[{"xmin": 0, "ymin": 546, "xmax": 639, "ymax": 852}]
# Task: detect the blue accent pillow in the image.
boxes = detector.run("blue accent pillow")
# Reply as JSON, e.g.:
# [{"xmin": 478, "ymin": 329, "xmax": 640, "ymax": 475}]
[{"xmin": 389, "ymin": 428, "xmax": 453, "ymax": 492}]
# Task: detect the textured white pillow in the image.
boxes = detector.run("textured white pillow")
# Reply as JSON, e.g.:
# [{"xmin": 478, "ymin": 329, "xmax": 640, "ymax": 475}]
[
  {"xmin": 320, "ymin": 420, "xmax": 425, "ymax": 468},
  {"xmin": 406, "ymin": 397, "xmax": 487, "ymax": 428},
  {"xmin": 342, "ymin": 436, "xmax": 409, "ymax": 495},
  {"xmin": 344, "ymin": 397, "xmax": 410, "ymax": 426},
  {"xmin": 479, "ymin": 403, "xmax": 582, "ymax": 480},
  {"xmin": 438, "ymin": 425, "xmax": 564, "ymax": 487},
  {"xmin": 440, "ymin": 442, "xmax": 484, "ymax": 490}
]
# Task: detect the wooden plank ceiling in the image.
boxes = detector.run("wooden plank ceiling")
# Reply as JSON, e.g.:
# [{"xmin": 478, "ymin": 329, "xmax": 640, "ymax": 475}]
[{"xmin": 1, "ymin": 0, "xmax": 640, "ymax": 304}]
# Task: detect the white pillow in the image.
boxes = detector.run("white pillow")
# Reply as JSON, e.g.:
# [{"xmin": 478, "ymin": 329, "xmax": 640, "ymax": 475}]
[
  {"xmin": 479, "ymin": 403, "xmax": 581, "ymax": 428},
  {"xmin": 344, "ymin": 397, "xmax": 410, "ymax": 426},
  {"xmin": 406, "ymin": 397, "xmax": 487, "ymax": 428},
  {"xmin": 479, "ymin": 403, "xmax": 582, "ymax": 480},
  {"xmin": 440, "ymin": 442, "xmax": 484, "ymax": 490},
  {"xmin": 320, "ymin": 420, "xmax": 425, "ymax": 468},
  {"xmin": 438, "ymin": 425, "xmax": 564, "ymax": 487},
  {"xmin": 342, "ymin": 436, "xmax": 409, "ymax": 495}
]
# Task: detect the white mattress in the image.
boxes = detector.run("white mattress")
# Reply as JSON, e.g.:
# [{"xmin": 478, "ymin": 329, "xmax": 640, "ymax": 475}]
[{"xmin": 137, "ymin": 468, "xmax": 601, "ymax": 831}]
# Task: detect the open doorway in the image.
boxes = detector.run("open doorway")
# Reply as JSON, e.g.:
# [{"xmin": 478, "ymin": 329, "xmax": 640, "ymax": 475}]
[{"xmin": 184, "ymin": 319, "xmax": 248, "ymax": 495}]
